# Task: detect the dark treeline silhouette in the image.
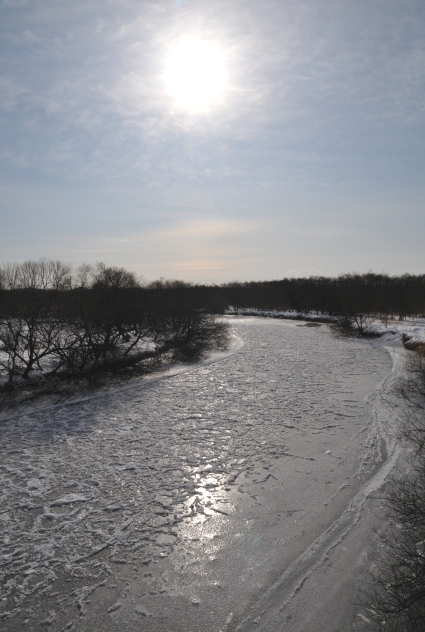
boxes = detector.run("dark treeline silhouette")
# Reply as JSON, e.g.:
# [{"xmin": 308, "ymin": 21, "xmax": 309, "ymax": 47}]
[
  {"xmin": 113, "ymin": 274, "xmax": 424, "ymax": 321},
  {"xmin": 2, "ymin": 262, "xmax": 424, "ymax": 318},
  {"xmin": 0, "ymin": 261, "xmax": 227, "ymax": 389},
  {"xmin": 217, "ymin": 273, "xmax": 425, "ymax": 320},
  {"xmin": 1, "ymin": 260, "xmax": 424, "ymax": 388}
]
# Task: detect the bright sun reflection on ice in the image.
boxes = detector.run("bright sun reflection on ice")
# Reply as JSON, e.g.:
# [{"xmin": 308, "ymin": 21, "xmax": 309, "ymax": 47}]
[{"xmin": 165, "ymin": 38, "xmax": 228, "ymax": 112}]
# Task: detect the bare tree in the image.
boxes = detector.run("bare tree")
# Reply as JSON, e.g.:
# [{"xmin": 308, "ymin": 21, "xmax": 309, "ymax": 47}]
[
  {"xmin": 72, "ymin": 263, "xmax": 94, "ymax": 289},
  {"xmin": 0, "ymin": 260, "xmax": 229, "ymax": 392},
  {"xmin": 93, "ymin": 263, "xmax": 140, "ymax": 289},
  {"xmin": 48, "ymin": 260, "xmax": 72, "ymax": 291},
  {"xmin": 0, "ymin": 262, "xmax": 21, "ymax": 290}
]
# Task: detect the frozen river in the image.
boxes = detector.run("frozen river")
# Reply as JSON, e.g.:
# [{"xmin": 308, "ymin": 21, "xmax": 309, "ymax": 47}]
[{"xmin": 0, "ymin": 317, "xmax": 399, "ymax": 631}]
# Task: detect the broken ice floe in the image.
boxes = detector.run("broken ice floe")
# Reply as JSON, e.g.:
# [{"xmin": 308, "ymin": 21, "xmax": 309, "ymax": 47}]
[{"xmin": 0, "ymin": 319, "xmax": 395, "ymax": 625}]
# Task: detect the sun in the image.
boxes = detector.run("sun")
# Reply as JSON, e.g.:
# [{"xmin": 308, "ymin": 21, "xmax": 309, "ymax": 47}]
[{"xmin": 165, "ymin": 38, "xmax": 228, "ymax": 112}]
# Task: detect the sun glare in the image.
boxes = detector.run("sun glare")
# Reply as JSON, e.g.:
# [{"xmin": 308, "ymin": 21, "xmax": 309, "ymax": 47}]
[{"xmin": 165, "ymin": 38, "xmax": 228, "ymax": 112}]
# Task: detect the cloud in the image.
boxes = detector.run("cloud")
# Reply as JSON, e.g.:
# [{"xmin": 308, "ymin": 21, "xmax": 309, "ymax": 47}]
[
  {"xmin": 1, "ymin": 0, "xmax": 424, "ymax": 182},
  {"xmin": 0, "ymin": 0, "xmax": 424, "ymax": 280},
  {"xmin": 0, "ymin": 77, "xmax": 28, "ymax": 112},
  {"xmin": 287, "ymin": 269, "xmax": 302, "ymax": 278}
]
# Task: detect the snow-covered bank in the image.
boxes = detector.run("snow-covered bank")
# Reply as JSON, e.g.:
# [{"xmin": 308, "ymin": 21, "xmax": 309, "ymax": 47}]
[
  {"xmin": 0, "ymin": 318, "xmax": 406, "ymax": 630},
  {"xmin": 225, "ymin": 308, "xmax": 336, "ymax": 323},
  {"xmin": 226, "ymin": 308, "xmax": 425, "ymax": 346}
]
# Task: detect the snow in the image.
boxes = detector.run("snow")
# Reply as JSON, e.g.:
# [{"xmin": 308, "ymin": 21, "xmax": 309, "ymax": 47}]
[
  {"xmin": 225, "ymin": 308, "xmax": 332, "ymax": 319},
  {"xmin": 365, "ymin": 317, "xmax": 425, "ymax": 343},
  {"xmin": 227, "ymin": 309, "xmax": 425, "ymax": 344},
  {"xmin": 0, "ymin": 337, "xmax": 158, "ymax": 387},
  {"xmin": 0, "ymin": 316, "xmax": 420, "ymax": 630}
]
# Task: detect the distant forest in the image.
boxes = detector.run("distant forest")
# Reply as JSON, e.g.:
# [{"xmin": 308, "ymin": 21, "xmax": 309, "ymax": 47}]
[
  {"xmin": 0, "ymin": 260, "xmax": 424, "ymax": 389},
  {"xmin": 1, "ymin": 261, "xmax": 423, "ymax": 319},
  {"xmin": 207, "ymin": 273, "xmax": 425, "ymax": 318}
]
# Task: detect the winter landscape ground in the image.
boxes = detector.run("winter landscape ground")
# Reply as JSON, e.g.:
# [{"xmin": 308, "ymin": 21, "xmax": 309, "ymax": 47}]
[{"xmin": 0, "ymin": 316, "xmax": 416, "ymax": 631}]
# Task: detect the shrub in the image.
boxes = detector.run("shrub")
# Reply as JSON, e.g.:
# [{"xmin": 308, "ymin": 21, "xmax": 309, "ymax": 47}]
[{"xmin": 362, "ymin": 355, "xmax": 425, "ymax": 631}]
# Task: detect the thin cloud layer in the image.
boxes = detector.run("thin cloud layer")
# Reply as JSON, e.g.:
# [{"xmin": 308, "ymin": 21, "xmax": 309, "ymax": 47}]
[{"xmin": 0, "ymin": 0, "xmax": 424, "ymax": 279}]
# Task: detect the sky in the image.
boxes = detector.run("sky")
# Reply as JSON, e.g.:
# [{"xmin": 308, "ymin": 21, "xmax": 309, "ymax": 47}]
[{"xmin": 1, "ymin": 0, "xmax": 424, "ymax": 283}]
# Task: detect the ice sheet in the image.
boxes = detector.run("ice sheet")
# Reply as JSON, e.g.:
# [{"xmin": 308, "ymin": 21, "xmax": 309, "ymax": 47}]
[{"xmin": 0, "ymin": 318, "xmax": 401, "ymax": 630}]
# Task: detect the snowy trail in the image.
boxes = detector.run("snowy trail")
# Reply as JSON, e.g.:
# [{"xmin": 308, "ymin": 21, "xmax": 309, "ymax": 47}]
[{"xmin": 0, "ymin": 318, "xmax": 397, "ymax": 631}]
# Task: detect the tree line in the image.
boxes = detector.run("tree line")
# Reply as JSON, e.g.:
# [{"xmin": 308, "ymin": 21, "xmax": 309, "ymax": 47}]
[
  {"xmin": 1, "ymin": 261, "xmax": 424, "ymax": 388},
  {"xmin": 2, "ymin": 263, "xmax": 423, "ymax": 318},
  {"xmin": 217, "ymin": 273, "xmax": 425, "ymax": 320},
  {"xmin": 0, "ymin": 260, "xmax": 227, "ymax": 390}
]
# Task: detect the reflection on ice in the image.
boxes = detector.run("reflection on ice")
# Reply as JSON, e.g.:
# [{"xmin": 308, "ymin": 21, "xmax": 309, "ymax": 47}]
[{"xmin": 0, "ymin": 318, "xmax": 394, "ymax": 628}]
